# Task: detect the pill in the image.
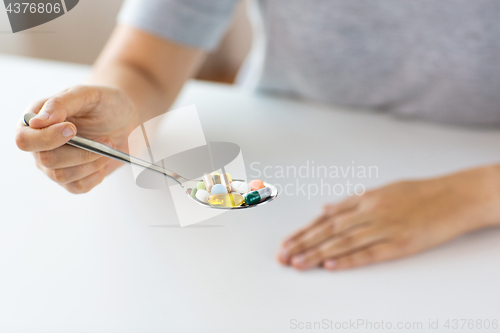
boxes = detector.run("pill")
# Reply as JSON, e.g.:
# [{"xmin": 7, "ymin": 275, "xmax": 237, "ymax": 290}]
[
  {"xmin": 195, "ymin": 189, "xmax": 211, "ymax": 203},
  {"xmin": 213, "ymin": 173, "xmax": 221, "ymax": 184},
  {"xmin": 226, "ymin": 173, "xmax": 232, "ymax": 182},
  {"xmin": 248, "ymin": 179, "xmax": 265, "ymax": 191},
  {"xmin": 196, "ymin": 181, "xmax": 206, "ymax": 191},
  {"xmin": 221, "ymin": 173, "xmax": 231, "ymax": 192},
  {"xmin": 203, "ymin": 173, "xmax": 215, "ymax": 192},
  {"xmin": 230, "ymin": 181, "xmax": 251, "ymax": 193},
  {"xmin": 208, "ymin": 193, "xmax": 245, "ymax": 207},
  {"xmin": 190, "ymin": 187, "xmax": 198, "ymax": 199},
  {"xmin": 212, "ymin": 172, "xmax": 220, "ymax": 176},
  {"xmin": 211, "ymin": 184, "xmax": 228, "ymax": 194},
  {"xmin": 244, "ymin": 187, "xmax": 272, "ymax": 205}
]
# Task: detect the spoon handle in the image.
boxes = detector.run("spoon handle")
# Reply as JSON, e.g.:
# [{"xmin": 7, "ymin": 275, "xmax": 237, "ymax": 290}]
[{"xmin": 23, "ymin": 113, "xmax": 187, "ymax": 185}]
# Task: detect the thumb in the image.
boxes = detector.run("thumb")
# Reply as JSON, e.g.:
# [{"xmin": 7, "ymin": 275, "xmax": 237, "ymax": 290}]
[{"xmin": 29, "ymin": 85, "xmax": 102, "ymax": 129}]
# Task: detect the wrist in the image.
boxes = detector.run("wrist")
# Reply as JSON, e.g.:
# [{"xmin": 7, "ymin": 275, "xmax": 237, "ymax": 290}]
[{"xmin": 466, "ymin": 165, "xmax": 500, "ymax": 228}]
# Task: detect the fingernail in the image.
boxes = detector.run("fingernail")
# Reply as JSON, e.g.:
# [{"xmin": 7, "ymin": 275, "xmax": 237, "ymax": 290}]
[
  {"xmin": 291, "ymin": 255, "xmax": 305, "ymax": 267},
  {"xmin": 62, "ymin": 126, "xmax": 75, "ymax": 137},
  {"xmin": 34, "ymin": 111, "xmax": 50, "ymax": 120},
  {"xmin": 324, "ymin": 259, "xmax": 336, "ymax": 269}
]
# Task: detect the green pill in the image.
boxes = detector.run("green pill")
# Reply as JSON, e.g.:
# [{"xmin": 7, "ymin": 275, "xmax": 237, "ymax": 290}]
[
  {"xmin": 196, "ymin": 181, "xmax": 206, "ymax": 191},
  {"xmin": 191, "ymin": 187, "xmax": 198, "ymax": 199},
  {"xmin": 244, "ymin": 187, "xmax": 272, "ymax": 205}
]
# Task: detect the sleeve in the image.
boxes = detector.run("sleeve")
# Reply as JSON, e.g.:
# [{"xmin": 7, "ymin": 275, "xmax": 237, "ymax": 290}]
[{"xmin": 117, "ymin": 0, "xmax": 241, "ymax": 51}]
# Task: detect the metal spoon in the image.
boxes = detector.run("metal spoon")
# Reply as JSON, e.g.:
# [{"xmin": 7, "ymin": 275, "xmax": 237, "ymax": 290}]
[{"xmin": 23, "ymin": 113, "xmax": 278, "ymax": 209}]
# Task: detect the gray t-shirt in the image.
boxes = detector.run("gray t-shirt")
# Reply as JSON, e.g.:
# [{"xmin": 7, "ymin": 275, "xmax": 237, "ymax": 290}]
[{"xmin": 119, "ymin": 0, "xmax": 500, "ymax": 126}]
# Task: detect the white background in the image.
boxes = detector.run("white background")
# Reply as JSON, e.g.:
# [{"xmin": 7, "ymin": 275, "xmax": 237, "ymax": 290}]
[{"xmin": 1, "ymin": 55, "xmax": 500, "ymax": 332}]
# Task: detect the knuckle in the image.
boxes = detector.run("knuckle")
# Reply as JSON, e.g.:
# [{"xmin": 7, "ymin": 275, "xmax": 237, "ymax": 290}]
[
  {"xmin": 81, "ymin": 150, "xmax": 95, "ymax": 164},
  {"xmin": 327, "ymin": 219, "xmax": 338, "ymax": 233},
  {"xmin": 38, "ymin": 151, "xmax": 56, "ymax": 168},
  {"xmin": 69, "ymin": 179, "xmax": 90, "ymax": 194},
  {"xmin": 361, "ymin": 247, "xmax": 376, "ymax": 262},
  {"xmin": 44, "ymin": 96, "xmax": 69, "ymax": 114},
  {"xmin": 340, "ymin": 234, "xmax": 355, "ymax": 248},
  {"xmin": 15, "ymin": 131, "xmax": 28, "ymax": 151},
  {"xmin": 65, "ymin": 185, "xmax": 82, "ymax": 194},
  {"xmin": 70, "ymin": 85, "xmax": 99, "ymax": 104},
  {"xmin": 52, "ymin": 168, "xmax": 69, "ymax": 183}
]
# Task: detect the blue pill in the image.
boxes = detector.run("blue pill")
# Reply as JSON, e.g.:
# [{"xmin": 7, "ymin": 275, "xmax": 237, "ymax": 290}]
[{"xmin": 211, "ymin": 184, "xmax": 228, "ymax": 194}]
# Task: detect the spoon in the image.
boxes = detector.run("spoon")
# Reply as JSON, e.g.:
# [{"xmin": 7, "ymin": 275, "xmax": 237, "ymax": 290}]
[{"xmin": 23, "ymin": 113, "xmax": 278, "ymax": 209}]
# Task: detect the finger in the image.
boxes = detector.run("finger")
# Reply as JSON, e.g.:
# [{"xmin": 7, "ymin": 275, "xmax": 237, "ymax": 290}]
[
  {"xmin": 42, "ymin": 157, "xmax": 110, "ymax": 184},
  {"xmin": 280, "ymin": 213, "xmax": 330, "ymax": 248},
  {"xmin": 62, "ymin": 167, "xmax": 108, "ymax": 194},
  {"xmin": 290, "ymin": 226, "xmax": 382, "ymax": 270},
  {"xmin": 278, "ymin": 210, "xmax": 371, "ymax": 264},
  {"xmin": 323, "ymin": 195, "xmax": 360, "ymax": 216},
  {"xmin": 34, "ymin": 139, "xmax": 112, "ymax": 169},
  {"xmin": 323, "ymin": 242, "xmax": 400, "ymax": 271},
  {"xmin": 329, "ymin": 210, "xmax": 372, "ymax": 235},
  {"xmin": 278, "ymin": 222, "xmax": 334, "ymax": 264},
  {"xmin": 28, "ymin": 85, "xmax": 101, "ymax": 128},
  {"xmin": 281, "ymin": 196, "xmax": 360, "ymax": 247},
  {"xmin": 16, "ymin": 120, "xmax": 76, "ymax": 152},
  {"xmin": 24, "ymin": 98, "xmax": 48, "ymax": 114}
]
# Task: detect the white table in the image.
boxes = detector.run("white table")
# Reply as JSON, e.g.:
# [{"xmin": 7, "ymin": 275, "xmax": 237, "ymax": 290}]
[{"xmin": 1, "ymin": 55, "xmax": 500, "ymax": 333}]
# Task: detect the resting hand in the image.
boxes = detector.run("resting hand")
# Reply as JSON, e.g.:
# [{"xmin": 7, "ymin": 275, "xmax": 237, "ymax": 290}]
[
  {"xmin": 277, "ymin": 166, "xmax": 500, "ymax": 271},
  {"xmin": 16, "ymin": 85, "xmax": 139, "ymax": 193}
]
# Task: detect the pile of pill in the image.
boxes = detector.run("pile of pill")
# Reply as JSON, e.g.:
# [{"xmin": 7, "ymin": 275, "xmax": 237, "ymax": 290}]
[{"xmin": 189, "ymin": 172, "xmax": 272, "ymax": 208}]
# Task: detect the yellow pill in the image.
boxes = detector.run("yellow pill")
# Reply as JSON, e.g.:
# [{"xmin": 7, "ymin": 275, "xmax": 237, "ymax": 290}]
[
  {"xmin": 208, "ymin": 193, "xmax": 245, "ymax": 208},
  {"xmin": 226, "ymin": 173, "xmax": 232, "ymax": 182}
]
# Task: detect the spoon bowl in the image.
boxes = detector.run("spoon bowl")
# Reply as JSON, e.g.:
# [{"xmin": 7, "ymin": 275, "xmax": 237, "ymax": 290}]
[{"xmin": 23, "ymin": 113, "xmax": 278, "ymax": 209}]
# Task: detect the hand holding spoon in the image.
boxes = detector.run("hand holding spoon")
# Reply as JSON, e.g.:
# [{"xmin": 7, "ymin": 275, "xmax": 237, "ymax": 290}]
[{"xmin": 23, "ymin": 113, "xmax": 278, "ymax": 209}]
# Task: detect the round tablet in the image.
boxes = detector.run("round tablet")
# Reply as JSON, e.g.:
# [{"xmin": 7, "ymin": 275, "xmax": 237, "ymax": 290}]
[{"xmin": 211, "ymin": 184, "xmax": 228, "ymax": 194}]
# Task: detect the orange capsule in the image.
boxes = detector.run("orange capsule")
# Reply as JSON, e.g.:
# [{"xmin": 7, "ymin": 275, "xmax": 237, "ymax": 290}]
[{"xmin": 248, "ymin": 179, "xmax": 265, "ymax": 191}]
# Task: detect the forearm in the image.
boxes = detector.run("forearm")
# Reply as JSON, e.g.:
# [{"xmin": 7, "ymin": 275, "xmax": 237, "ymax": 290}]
[
  {"xmin": 87, "ymin": 24, "xmax": 206, "ymax": 124},
  {"xmin": 87, "ymin": 60, "xmax": 168, "ymax": 123}
]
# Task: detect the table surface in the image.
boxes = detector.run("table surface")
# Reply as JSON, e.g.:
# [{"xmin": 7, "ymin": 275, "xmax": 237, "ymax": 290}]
[{"xmin": 1, "ymin": 55, "xmax": 500, "ymax": 333}]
